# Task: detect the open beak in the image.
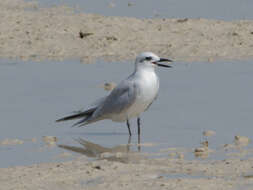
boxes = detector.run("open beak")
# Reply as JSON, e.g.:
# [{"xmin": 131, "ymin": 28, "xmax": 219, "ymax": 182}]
[{"xmin": 154, "ymin": 58, "xmax": 173, "ymax": 68}]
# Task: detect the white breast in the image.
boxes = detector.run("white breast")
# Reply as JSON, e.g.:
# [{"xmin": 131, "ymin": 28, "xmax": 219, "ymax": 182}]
[
  {"xmin": 110, "ymin": 68, "xmax": 159, "ymax": 122},
  {"xmin": 126, "ymin": 70, "xmax": 159, "ymax": 119}
]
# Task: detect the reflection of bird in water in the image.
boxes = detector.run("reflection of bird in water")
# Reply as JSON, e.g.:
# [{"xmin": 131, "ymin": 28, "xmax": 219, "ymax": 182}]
[
  {"xmin": 58, "ymin": 137, "xmax": 142, "ymax": 163},
  {"xmin": 56, "ymin": 52, "xmax": 172, "ymax": 137}
]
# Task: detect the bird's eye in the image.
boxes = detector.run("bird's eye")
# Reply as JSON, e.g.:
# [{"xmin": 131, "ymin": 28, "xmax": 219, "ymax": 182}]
[{"xmin": 145, "ymin": 56, "xmax": 152, "ymax": 61}]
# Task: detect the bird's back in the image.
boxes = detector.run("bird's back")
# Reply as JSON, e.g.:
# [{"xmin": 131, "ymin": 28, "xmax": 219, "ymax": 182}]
[{"xmin": 89, "ymin": 77, "xmax": 138, "ymax": 122}]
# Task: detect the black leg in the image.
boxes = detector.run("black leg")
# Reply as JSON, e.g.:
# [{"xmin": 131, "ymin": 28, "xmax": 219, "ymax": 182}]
[
  {"xmin": 127, "ymin": 135, "xmax": 132, "ymax": 152},
  {"xmin": 137, "ymin": 128, "xmax": 141, "ymax": 152},
  {"xmin": 138, "ymin": 136, "xmax": 141, "ymax": 152},
  {"xmin": 137, "ymin": 117, "xmax": 141, "ymax": 152},
  {"xmin": 127, "ymin": 119, "xmax": 132, "ymax": 136},
  {"xmin": 137, "ymin": 117, "xmax": 141, "ymax": 136}
]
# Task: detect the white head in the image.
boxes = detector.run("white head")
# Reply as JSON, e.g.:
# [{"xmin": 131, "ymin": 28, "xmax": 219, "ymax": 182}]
[{"xmin": 135, "ymin": 52, "xmax": 172, "ymax": 71}]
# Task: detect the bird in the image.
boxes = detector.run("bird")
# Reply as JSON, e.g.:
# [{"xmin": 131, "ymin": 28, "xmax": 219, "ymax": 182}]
[{"xmin": 56, "ymin": 52, "xmax": 172, "ymax": 136}]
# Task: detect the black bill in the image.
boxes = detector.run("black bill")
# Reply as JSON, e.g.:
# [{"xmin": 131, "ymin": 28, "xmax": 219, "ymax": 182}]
[{"xmin": 155, "ymin": 58, "xmax": 173, "ymax": 68}]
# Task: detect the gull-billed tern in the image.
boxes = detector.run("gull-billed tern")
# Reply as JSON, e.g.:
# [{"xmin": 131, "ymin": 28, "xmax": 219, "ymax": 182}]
[{"xmin": 56, "ymin": 52, "xmax": 172, "ymax": 136}]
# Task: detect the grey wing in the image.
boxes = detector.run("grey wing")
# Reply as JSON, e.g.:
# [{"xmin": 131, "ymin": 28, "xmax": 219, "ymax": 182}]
[
  {"xmin": 91, "ymin": 81, "xmax": 138, "ymax": 119},
  {"xmin": 89, "ymin": 96, "xmax": 108, "ymax": 108},
  {"xmin": 73, "ymin": 96, "xmax": 108, "ymax": 114}
]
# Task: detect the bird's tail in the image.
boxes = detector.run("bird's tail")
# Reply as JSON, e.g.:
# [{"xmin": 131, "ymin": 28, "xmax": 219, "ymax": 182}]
[{"xmin": 56, "ymin": 108, "xmax": 96, "ymax": 127}]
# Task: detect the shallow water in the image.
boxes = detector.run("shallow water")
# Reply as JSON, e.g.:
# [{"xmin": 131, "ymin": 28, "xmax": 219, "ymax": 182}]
[
  {"xmin": 0, "ymin": 59, "xmax": 253, "ymax": 167},
  {"xmin": 32, "ymin": 0, "xmax": 253, "ymax": 20}
]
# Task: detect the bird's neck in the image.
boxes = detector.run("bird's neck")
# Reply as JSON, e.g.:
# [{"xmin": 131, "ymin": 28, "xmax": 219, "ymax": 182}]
[
  {"xmin": 133, "ymin": 67, "xmax": 158, "ymax": 82},
  {"xmin": 134, "ymin": 65, "xmax": 155, "ymax": 74}
]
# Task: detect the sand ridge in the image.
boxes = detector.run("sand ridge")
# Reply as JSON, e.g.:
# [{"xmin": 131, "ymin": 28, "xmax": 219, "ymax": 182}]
[
  {"xmin": 1, "ymin": 156, "xmax": 253, "ymax": 190},
  {"xmin": 1, "ymin": 0, "xmax": 253, "ymax": 62}
]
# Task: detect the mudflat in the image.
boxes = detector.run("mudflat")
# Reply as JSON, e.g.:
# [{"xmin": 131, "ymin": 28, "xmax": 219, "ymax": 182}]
[
  {"xmin": 1, "ymin": 0, "xmax": 253, "ymax": 62},
  {"xmin": 1, "ymin": 153, "xmax": 253, "ymax": 190}
]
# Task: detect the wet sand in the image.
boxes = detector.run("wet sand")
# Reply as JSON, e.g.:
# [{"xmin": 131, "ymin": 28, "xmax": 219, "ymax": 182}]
[
  {"xmin": 1, "ymin": 0, "xmax": 253, "ymax": 62},
  {"xmin": 1, "ymin": 134, "xmax": 253, "ymax": 189},
  {"xmin": 1, "ymin": 153, "xmax": 253, "ymax": 190}
]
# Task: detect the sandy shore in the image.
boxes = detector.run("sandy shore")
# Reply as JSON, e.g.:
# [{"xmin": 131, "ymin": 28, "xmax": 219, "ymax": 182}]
[
  {"xmin": 1, "ymin": 154, "xmax": 253, "ymax": 190},
  {"xmin": 1, "ymin": 136, "xmax": 253, "ymax": 190},
  {"xmin": 1, "ymin": 0, "xmax": 253, "ymax": 62}
]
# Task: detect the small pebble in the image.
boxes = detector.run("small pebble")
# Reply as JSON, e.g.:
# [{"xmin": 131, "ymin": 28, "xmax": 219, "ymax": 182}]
[
  {"xmin": 106, "ymin": 36, "xmax": 118, "ymax": 41},
  {"xmin": 79, "ymin": 31, "xmax": 93, "ymax": 39},
  {"xmin": 177, "ymin": 18, "xmax": 188, "ymax": 23},
  {"xmin": 203, "ymin": 130, "xmax": 216, "ymax": 137},
  {"xmin": 234, "ymin": 135, "xmax": 250, "ymax": 146},
  {"xmin": 194, "ymin": 147, "xmax": 207, "ymax": 153},
  {"xmin": 201, "ymin": 141, "xmax": 209, "ymax": 148},
  {"xmin": 0, "ymin": 138, "xmax": 24, "ymax": 145},
  {"xmin": 42, "ymin": 136, "xmax": 58, "ymax": 146},
  {"xmin": 232, "ymin": 32, "xmax": 239, "ymax": 36},
  {"xmin": 194, "ymin": 149, "xmax": 209, "ymax": 159},
  {"xmin": 244, "ymin": 175, "xmax": 253, "ymax": 179},
  {"xmin": 94, "ymin": 165, "xmax": 101, "ymax": 170}
]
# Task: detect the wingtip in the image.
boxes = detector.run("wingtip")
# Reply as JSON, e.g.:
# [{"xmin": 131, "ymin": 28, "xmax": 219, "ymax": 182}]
[
  {"xmin": 71, "ymin": 119, "xmax": 90, "ymax": 128},
  {"xmin": 71, "ymin": 122, "xmax": 85, "ymax": 128},
  {"xmin": 55, "ymin": 118, "xmax": 63, "ymax": 122},
  {"xmin": 71, "ymin": 121, "xmax": 83, "ymax": 128}
]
